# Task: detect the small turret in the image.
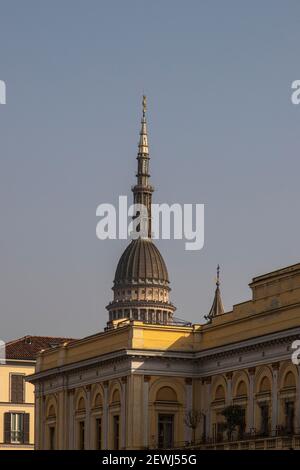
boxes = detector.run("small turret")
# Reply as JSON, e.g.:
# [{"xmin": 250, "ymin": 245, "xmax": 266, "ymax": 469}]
[{"xmin": 205, "ymin": 265, "xmax": 225, "ymax": 322}]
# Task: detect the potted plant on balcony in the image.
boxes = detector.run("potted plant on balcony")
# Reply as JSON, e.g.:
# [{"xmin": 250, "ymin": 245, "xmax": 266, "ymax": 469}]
[
  {"xmin": 221, "ymin": 405, "xmax": 245, "ymax": 441},
  {"xmin": 184, "ymin": 410, "xmax": 202, "ymax": 446}
]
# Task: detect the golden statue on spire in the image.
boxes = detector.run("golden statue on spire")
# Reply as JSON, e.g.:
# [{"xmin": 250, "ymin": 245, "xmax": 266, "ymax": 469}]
[{"xmin": 142, "ymin": 94, "xmax": 147, "ymax": 115}]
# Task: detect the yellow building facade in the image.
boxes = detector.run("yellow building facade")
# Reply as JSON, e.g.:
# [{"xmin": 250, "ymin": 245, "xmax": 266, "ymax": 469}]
[
  {"xmin": 29, "ymin": 262, "xmax": 300, "ymax": 450},
  {"xmin": 0, "ymin": 336, "xmax": 70, "ymax": 450},
  {"xmin": 0, "ymin": 357, "xmax": 34, "ymax": 450},
  {"xmin": 28, "ymin": 99, "xmax": 300, "ymax": 450}
]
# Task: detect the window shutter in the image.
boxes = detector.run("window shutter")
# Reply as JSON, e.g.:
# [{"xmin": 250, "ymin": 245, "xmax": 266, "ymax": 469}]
[
  {"xmin": 11, "ymin": 375, "xmax": 17, "ymax": 402},
  {"xmin": 17, "ymin": 376, "xmax": 24, "ymax": 403},
  {"xmin": 4, "ymin": 413, "xmax": 11, "ymax": 443},
  {"xmin": 23, "ymin": 413, "xmax": 30, "ymax": 444},
  {"xmin": 11, "ymin": 375, "xmax": 24, "ymax": 403}
]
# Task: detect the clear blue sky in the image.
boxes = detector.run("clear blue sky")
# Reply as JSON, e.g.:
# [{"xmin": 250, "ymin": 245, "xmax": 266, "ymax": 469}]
[{"xmin": 0, "ymin": 1, "xmax": 300, "ymax": 341}]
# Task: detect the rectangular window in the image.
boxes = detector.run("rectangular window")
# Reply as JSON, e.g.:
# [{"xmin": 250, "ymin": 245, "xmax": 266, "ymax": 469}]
[
  {"xmin": 79, "ymin": 421, "xmax": 85, "ymax": 450},
  {"xmin": 260, "ymin": 404, "xmax": 269, "ymax": 436},
  {"xmin": 4, "ymin": 412, "xmax": 29, "ymax": 444},
  {"xmin": 237, "ymin": 408, "xmax": 246, "ymax": 438},
  {"xmin": 216, "ymin": 420, "xmax": 224, "ymax": 442},
  {"xmin": 158, "ymin": 414, "xmax": 174, "ymax": 449},
  {"xmin": 10, "ymin": 374, "xmax": 24, "ymax": 403},
  {"xmin": 113, "ymin": 415, "xmax": 120, "ymax": 450},
  {"xmin": 49, "ymin": 426, "xmax": 55, "ymax": 450},
  {"xmin": 96, "ymin": 418, "xmax": 102, "ymax": 450},
  {"xmin": 285, "ymin": 402, "xmax": 295, "ymax": 434},
  {"xmin": 11, "ymin": 413, "xmax": 24, "ymax": 443}
]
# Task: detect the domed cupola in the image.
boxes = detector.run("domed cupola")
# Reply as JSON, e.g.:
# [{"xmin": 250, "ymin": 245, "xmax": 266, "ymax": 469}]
[
  {"xmin": 114, "ymin": 238, "xmax": 169, "ymax": 287},
  {"xmin": 106, "ymin": 97, "xmax": 176, "ymax": 325}
]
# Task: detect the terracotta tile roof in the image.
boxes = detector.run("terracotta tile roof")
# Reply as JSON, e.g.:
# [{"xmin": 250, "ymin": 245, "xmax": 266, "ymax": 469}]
[{"xmin": 5, "ymin": 335, "xmax": 75, "ymax": 360}]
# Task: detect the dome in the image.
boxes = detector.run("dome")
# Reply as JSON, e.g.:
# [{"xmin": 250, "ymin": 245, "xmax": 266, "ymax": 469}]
[{"xmin": 114, "ymin": 238, "xmax": 169, "ymax": 286}]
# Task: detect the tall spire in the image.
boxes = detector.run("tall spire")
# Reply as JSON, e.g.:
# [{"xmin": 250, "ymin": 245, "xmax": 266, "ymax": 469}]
[
  {"xmin": 138, "ymin": 95, "xmax": 149, "ymax": 155},
  {"xmin": 106, "ymin": 96, "xmax": 176, "ymax": 327},
  {"xmin": 216, "ymin": 264, "xmax": 220, "ymax": 287},
  {"xmin": 132, "ymin": 95, "xmax": 154, "ymax": 238},
  {"xmin": 205, "ymin": 265, "xmax": 225, "ymax": 322}
]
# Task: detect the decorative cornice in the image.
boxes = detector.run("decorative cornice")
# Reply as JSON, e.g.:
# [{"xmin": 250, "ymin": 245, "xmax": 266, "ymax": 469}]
[
  {"xmin": 27, "ymin": 327, "xmax": 300, "ymax": 386},
  {"xmin": 195, "ymin": 327, "xmax": 300, "ymax": 362},
  {"xmin": 106, "ymin": 299, "xmax": 175, "ymax": 310}
]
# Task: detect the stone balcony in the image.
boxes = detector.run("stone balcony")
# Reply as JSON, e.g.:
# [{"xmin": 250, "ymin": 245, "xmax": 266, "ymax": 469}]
[
  {"xmin": 176, "ymin": 432, "xmax": 300, "ymax": 450},
  {"xmin": 200, "ymin": 435, "xmax": 300, "ymax": 450}
]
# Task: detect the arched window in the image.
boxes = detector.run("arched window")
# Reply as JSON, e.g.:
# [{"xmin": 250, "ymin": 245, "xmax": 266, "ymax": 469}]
[
  {"xmin": 75, "ymin": 396, "xmax": 86, "ymax": 450},
  {"xmin": 156, "ymin": 386, "xmax": 177, "ymax": 402},
  {"xmin": 215, "ymin": 384, "xmax": 225, "ymax": 400},
  {"xmin": 46, "ymin": 401, "xmax": 57, "ymax": 450},
  {"xmin": 236, "ymin": 380, "xmax": 247, "ymax": 397},
  {"xmin": 47, "ymin": 404, "xmax": 56, "ymax": 418},
  {"xmin": 109, "ymin": 389, "xmax": 121, "ymax": 450},
  {"xmin": 94, "ymin": 393, "xmax": 102, "ymax": 408},
  {"xmin": 111, "ymin": 389, "xmax": 120, "ymax": 404},
  {"xmin": 155, "ymin": 387, "xmax": 177, "ymax": 449},
  {"xmin": 77, "ymin": 396, "xmax": 86, "ymax": 411},
  {"xmin": 259, "ymin": 376, "xmax": 271, "ymax": 393},
  {"xmin": 284, "ymin": 371, "xmax": 296, "ymax": 388}
]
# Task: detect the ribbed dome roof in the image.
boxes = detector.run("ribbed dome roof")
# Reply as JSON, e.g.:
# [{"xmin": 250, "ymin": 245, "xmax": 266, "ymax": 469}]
[{"xmin": 114, "ymin": 238, "xmax": 169, "ymax": 285}]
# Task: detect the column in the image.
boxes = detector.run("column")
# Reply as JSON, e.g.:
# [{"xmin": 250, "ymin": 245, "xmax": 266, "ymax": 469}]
[
  {"xmin": 185, "ymin": 378, "xmax": 193, "ymax": 443},
  {"xmin": 57, "ymin": 391, "xmax": 65, "ymax": 449},
  {"xmin": 68, "ymin": 390, "xmax": 74, "ymax": 449},
  {"xmin": 62, "ymin": 376, "xmax": 69, "ymax": 449},
  {"xmin": 143, "ymin": 376, "xmax": 150, "ymax": 448},
  {"xmin": 41, "ymin": 395, "xmax": 46, "ymax": 449},
  {"xmin": 205, "ymin": 378, "xmax": 212, "ymax": 439},
  {"xmin": 34, "ymin": 385, "xmax": 40, "ymax": 449},
  {"xmin": 85, "ymin": 385, "xmax": 91, "ymax": 449},
  {"xmin": 226, "ymin": 372, "xmax": 233, "ymax": 405},
  {"xmin": 121, "ymin": 377, "xmax": 127, "ymax": 449},
  {"xmin": 103, "ymin": 382, "xmax": 109, "ymax": 449},
  {"xmin": 248, "ymin": 368, "xmax": 255, "ymax": 432},
  {"xmin": 271, "ymin": 363, "xmax": 279, "ymax": 436},
  {"xmin": 296, "ymin": 365, "xmax": 300, "ymax": 433},
  {"xmin": 200, "ymin": 379, "xmax": 206, "ymax": 440}
]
